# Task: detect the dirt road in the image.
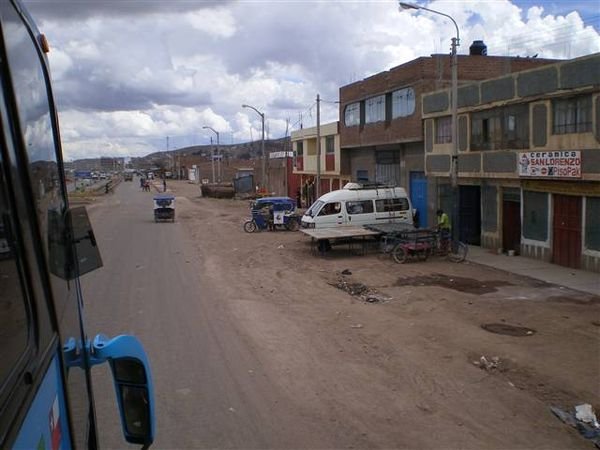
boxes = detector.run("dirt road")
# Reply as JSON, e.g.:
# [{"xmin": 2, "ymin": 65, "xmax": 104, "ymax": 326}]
[{"xmin": 88, "ymin": 180, "xmax": 599, "ymax": 449}]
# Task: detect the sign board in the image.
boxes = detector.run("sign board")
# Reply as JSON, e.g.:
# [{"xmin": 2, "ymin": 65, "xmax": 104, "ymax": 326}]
[
  {"xmin": 188, "ymin": 168, "xmax": 196, "ymax": 182},
  {"xmin": 270, "ymin": 151, "xmax": 294, "ymax": 159},
  {"xmin": 518, "ymin": 151, "xmax": 581, "ymax": 178},
  {"xmin": 274, "ymin": 212, "xmax": 285, "ymax": 225}
]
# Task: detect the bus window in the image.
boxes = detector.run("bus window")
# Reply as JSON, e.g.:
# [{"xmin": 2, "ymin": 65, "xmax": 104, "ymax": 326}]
[{"xmin": 0, "ymin": 166, "xmax": 30, "ymax": 401}]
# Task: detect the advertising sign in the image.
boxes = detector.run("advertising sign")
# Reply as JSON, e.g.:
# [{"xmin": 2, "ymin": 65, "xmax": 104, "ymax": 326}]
[{"xmin": 518, "ymin": 151, "xmax": 581, "ymax": 178}]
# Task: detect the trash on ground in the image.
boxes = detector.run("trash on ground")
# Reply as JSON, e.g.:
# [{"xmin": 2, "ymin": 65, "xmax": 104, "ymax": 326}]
[
  {"xmin": 277, "ymin": 244, "xmax": 285, "ymax": 249},
  {"xmin": 551, "ymin": 405, "xmax": 600, "ymax": 447},
  {"xmin": 474, "ymin": 355, "xmax": 501, "ymax": 371},
  {"xmin": 331, "ymin": 276, "xmax": 391, "ymax": 304},
  {"xmin": 575, "ymin": 404, "xmax": 600, "ymax": 428},
  {"xmin": 341, "ymin": 269, "xmax": 352, "ymax": 275},
  {"xmin": 350, "ymin": 324, "xmax": 363, "ymax": 329}
]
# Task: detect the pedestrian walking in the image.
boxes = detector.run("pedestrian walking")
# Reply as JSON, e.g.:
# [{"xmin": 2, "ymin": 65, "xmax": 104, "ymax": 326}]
[{"xmin": 163, "ymin": 178, "xmax": 167, "ymax": 192}]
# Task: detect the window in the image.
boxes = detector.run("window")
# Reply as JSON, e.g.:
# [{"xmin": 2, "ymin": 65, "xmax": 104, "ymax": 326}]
[
  {"xmin": 471, "ymin": 105, "xmax": 529, "ymax": 150},
  {"xmin": 346, "ymin": 200, "xmax": 374, "ymax": 215},
  {"xmin": 435, "ymin": 116, "xmax": 452, "ymax": 144},
  {"xmin": 318, "ymin": 202, "xmax": 341, "ymax": 216},
  {"xmin": 296, "ymin": 141, "xmax": 304, "ymax": 156},
  {"xmin": 553, "ymin": 95, "xmax": 592, "ymax": 134},
  {"xmin": 356, "ymin": 170, "xmax": 369, "ymax": 182},
  {"xmin": 365, "ymin": 95, "xmax": 385, "ymax": 123},
  {"xmin": 375, "ymin": 198, "xmax": 409, "ymax": 212},
  {"xmin": 325, "ymin": 136, "xmax": 335, "ymax": 154},
  {"xmin": 0, "ymin": 167, "xmax": 30, "ymax": 392},
  {"xmin": 344, "ymin": 102, "xmax": 360, "ymax": 127},
  {"xmin": 392, "ymin": 87, "xmax": 415, "ymax": 118}
]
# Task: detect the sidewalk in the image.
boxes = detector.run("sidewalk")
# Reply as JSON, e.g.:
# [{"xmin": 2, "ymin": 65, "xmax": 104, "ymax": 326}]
[{"xmin": 467, "ymin": 246, "xmax": 600, "ymax": 296}]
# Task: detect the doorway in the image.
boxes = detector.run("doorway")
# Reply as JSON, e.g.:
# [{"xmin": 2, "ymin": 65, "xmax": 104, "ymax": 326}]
[
  {"xmin": 410, "ymin": 171, "xmax": 427, "ymax": 228},
  {"xmin": 459, "ymin": 186, "xmax": 481, "ymax": 245},
  {"xmin": 552, "ymin": 194, "xmax": 582, "ymax": 269},
  {"xmin": 502, "ymin": 188, "xmax": 521, "ymax": 253}
]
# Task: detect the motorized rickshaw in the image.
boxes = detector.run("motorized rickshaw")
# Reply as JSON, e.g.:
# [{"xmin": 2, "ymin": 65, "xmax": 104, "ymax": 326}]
[
  {"xmin": 154, "ymin": 194, "xmax": 175, "ymax": 222},
  {"xmin": 243, "ymin": 196, "xmax": 300, "ymax": 232}
]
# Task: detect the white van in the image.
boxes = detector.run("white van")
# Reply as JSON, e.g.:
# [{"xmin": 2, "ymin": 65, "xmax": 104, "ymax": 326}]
[{"xmin": 301, "ymin": 183, "xmax": 413, "ymax": 229}]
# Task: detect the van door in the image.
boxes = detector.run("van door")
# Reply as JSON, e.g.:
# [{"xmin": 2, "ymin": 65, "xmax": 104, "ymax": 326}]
[
  {"xmin": 315, "ymin": 201, "xmax": 345, "ymax": 227},
  {"xmin": 345, "ymin": 200, "xmax": 375, "ymax": 226}
]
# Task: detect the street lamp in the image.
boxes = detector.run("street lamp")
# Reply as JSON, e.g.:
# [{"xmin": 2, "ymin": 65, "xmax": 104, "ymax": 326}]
[
  {"xmin": 242, "ymin": 104, "xmax": 266, "ymax": 190},
  {"xmin": 202, "ymin": 126, "xmax": 220, "ymax": 183},
  {"xmin": 399, "ymin": 2, "xmax": 460, "ymax": 241}
]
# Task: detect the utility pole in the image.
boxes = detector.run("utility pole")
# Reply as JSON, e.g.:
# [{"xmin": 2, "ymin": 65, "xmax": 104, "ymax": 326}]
[
  {"xmin": 316, "ymin": 93, "xmax": 321, "ymax": 199},
  {"xmin": 210, "ymin": 136, "xmax": 215, "ymax": 183}
]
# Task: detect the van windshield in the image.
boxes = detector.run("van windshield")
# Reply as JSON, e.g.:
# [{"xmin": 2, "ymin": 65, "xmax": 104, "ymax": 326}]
[{"xmin": 306, "ymin": 200, "xmax": 324, "ymax": 217}]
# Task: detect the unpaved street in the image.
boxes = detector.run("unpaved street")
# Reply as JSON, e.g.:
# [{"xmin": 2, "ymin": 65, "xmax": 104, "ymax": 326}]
[{"xmin": 84, "ymin": 180, "xmax": 599, "ymax": 449}]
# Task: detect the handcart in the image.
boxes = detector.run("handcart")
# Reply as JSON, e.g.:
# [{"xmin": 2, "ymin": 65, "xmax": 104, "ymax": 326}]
[{"xmin": 153, "ymin": 194, "xmax": 175, "ymax": 222}]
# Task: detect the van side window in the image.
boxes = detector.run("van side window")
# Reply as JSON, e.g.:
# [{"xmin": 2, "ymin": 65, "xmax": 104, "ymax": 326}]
[
  {"xmin": 0, "ymin": 161, "xmax": 30, "ymax": 399},
  {"xmin": 318, "ymin": 202, "xmax": 341, "ymax": 216},
  {"xmin": 375, "ymin": 198, "xmax": 410, "ymax": 212},
  {"xmin": 346, "ymin": 200, "xmax": 374, "ymax": 215}
]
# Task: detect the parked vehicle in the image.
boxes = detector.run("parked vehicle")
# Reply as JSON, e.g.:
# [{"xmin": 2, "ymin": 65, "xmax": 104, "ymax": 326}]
[
  {"xmin": 154, "ymin": 194, "xmax": 175, "ymax": 222},
  {"xmin": 301, "ymin": 183, "xmax": 413, "ymax": 229},
  {"xmin": 243, "ymin": 196, "xmax": 300, "ymax": 232}
]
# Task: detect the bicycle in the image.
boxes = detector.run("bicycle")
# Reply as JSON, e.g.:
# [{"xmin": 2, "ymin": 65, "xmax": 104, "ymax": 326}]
[{"xmin": 429, "ymin": 230, "xmax": 468, "ymax": 262}]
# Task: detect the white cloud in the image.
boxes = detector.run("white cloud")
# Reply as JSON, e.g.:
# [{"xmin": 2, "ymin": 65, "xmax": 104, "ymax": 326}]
[{"xmin": 22, "ymin": 0, "xmax": 600, "ymax": 159}]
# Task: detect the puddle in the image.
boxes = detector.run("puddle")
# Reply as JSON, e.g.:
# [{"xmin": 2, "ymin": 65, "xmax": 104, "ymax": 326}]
[
  {"xmin": 481, "ymin": 323, "xmax": 536, "ymax": 336},
  {"xmin": 395, "ymin": 273, "xmax": 512, "ymax": 294}
]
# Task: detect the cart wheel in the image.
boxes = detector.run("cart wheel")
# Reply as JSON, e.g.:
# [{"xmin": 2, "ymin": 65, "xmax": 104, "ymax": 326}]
[
  {"xmin": 392, "ymin": 245, "xmax": 408, "ymax": 264},
  {"xmin": 447, "ymin": 240, "xmax": 468, "ymax": 263},
  {"xmin": 286, "ymin": 219, "xmax": 299, "ymax": 231},
  {"xmin": 243, "ymin": 220, "xmax": 257, "ymax": 233}
]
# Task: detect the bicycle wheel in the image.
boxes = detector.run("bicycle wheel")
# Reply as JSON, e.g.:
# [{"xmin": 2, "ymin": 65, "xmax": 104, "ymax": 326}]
[
  {"xmin": 448, "ymin": 240, "xmax": 468, "ymax": 262},
  {"xmin": 243, "ymin": 220, "xmax": 257, "ymax": 233},
  {"xmin": 392, "ymin": 244, "xmax": 409, "ymax": 264}
]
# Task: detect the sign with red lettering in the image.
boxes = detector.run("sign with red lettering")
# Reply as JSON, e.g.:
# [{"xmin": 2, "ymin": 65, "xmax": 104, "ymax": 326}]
[{"xmin": 518, "ymin": 151, "xmax": 581, "ymax": 178}]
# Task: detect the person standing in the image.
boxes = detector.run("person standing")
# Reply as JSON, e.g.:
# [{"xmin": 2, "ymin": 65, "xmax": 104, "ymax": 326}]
[{"xmin": 163, "ymin": 178, "xmax": 167, "ymax": 192}]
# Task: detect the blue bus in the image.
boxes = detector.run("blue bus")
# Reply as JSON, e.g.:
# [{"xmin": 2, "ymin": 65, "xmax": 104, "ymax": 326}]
[{"xmin": 0, "ymin": 1, "xmax": 155, "ymax": 448}]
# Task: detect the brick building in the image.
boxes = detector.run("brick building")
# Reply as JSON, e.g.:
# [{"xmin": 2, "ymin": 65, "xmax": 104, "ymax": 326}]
[
  {"xmin": 339, "ymin": 43, "xmax": 557, "ymax": 227},
  {"xmin": 422, "ymin": 53, "xmax": 600, "ymax": 272}
]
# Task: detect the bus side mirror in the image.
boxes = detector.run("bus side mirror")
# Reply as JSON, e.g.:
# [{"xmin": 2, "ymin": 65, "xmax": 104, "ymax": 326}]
[{"xmin": 90, "ymin": 334, "xmax": 155, "ymax": 446}]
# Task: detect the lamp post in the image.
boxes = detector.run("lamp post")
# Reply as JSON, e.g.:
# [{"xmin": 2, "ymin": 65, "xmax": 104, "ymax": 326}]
[
  {"xmin": 242, "ymin": 104, "xmax": 266, "ymax": 190},
  {"xmin": 399, "ymin": 2, "xmax": 460, "ymax": 240},
  {"xmin": 202, "ymin": 126, "xmax": 220, "ymax": 183}
]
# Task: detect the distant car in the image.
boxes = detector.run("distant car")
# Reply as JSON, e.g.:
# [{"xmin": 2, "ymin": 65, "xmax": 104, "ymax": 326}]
[{"xmin": 124, "ymin": 172, "xmax": 133, "ymax": 181}]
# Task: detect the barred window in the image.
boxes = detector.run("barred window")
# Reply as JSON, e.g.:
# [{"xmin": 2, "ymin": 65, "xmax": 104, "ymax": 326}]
[{"xmin": 553, "ymin": 95, "xmax": 592, "ymax": 134}]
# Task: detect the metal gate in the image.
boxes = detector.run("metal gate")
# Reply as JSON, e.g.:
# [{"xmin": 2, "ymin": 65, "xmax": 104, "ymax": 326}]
[{"xmin": 410, "ymin": 171, "xmax": 427, "ymax": 228}]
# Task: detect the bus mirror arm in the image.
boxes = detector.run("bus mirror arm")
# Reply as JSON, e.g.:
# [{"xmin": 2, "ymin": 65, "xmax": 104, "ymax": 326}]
[{"xmin": 65, "ymin": 334, "xmax": 156, "ymax": 447}]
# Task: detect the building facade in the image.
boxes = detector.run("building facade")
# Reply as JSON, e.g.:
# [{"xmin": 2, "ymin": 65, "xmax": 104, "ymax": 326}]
[
  {"xmin": 291, "ymin": 121, "xmax": 350, "ymax": 207},
  {"xmin": 339, "ymin": 47, "xmax": 558, "ymax": 228},
  {"xmin": 422, "ymin": 53, "xmax": 600, "ymax": 272}
]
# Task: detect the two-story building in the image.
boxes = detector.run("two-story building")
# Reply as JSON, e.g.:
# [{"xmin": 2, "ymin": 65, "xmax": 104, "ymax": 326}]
[
  {"xmin": 339, "ymin": 42, "xmax": 557, "ymax": 227},
  {"xmin": 422, "ymin": 53, "xmax": 600, "ymax": 272},
  {"xmin": 291, "ymin": 121, "xmax": 349, "ymax": 207}
]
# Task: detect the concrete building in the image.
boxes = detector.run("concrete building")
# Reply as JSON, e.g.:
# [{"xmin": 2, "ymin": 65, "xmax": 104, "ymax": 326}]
[
  {"xmin": 291, "ymin": 121, "xmax": 349, "ymax": 207},
  {"xmin": 339, "ymin": 44, "xmax": 558, "ymax": 228},
  {"xmin": 422, "ymin": 53, "xmax": 600, "ymax": 272}
]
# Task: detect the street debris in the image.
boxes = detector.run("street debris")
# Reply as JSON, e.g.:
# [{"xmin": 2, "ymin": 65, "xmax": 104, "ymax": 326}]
[
  {"xmin": 330, "ymin": 275, "xmax": 391, "ymax": 304},
  {"xmin": 473, "ymin": 355, "xmax": 501, "ymax": 371},
  {"xmin": 341, "ymin": 269, "xmax": 352, "ymax": 275},
  {"xmin": 277, "ymin": 244, "xmax": 285, "ymax": 249},
  {"xmin": 576, "ymin": 404, "xmax": 600, "ymax": 428},
  {"xmin": 350, "ymin": 324, "xmax": 363, "ymax": 329},
  {"xmin": 551, "ymin": 404, "xmax": 600, "ymax": 448}
]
